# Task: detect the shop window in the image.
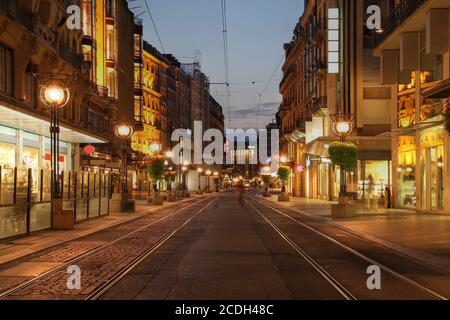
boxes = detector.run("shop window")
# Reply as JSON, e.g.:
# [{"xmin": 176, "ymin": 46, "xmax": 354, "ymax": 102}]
[
  {"xmin": 22, "ymin": 147, "xmax": 39, "ymax": 170},
  {"xmin": 397, "ymin": 136, "xmax": 416, "ymax": 208},
  {"xmin": 0, "ymin": 43, "xmax": 13, "ymax": 95},
  {"xmin": 0, "ymin": 143, "xmax": 16, "ymax": 169}
]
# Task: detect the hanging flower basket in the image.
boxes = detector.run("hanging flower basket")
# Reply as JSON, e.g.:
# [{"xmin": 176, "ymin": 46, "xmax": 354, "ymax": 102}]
[{"xmin": 328, "ymin": 142, "xmax": 358, "ymax": 172}]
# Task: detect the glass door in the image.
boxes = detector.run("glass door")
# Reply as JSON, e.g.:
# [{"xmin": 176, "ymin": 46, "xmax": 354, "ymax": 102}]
[{"xmin": 421, "ymin": 145, "xmax": 444, "ymax": 211}]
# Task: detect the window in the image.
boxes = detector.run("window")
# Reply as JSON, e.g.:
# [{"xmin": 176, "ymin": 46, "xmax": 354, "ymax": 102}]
[{"xmin": 0, "ymin": 43, "xmax": 13, "ymax": 95}]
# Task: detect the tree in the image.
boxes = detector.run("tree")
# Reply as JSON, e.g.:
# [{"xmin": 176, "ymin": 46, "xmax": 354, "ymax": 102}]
[
  {"xmin": 147, "ymin": 159, "xmax": 165, "ymax": 192},
  {"xmin": 328, "ymin": 142, "xmax": 358, "ymax": 172},
  {"xmin": 277, "ymin": 166, "xmax": 291, "ymax": 193}
]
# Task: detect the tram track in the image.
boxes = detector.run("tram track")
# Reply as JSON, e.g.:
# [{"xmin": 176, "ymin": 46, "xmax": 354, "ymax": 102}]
[
  {"xmin": 0, "ymin": 196, "xmax": 216, "ymax": 299},
  {"xmin": 245, "ymin": 196, "xmax": 448, "ymax": 300}
]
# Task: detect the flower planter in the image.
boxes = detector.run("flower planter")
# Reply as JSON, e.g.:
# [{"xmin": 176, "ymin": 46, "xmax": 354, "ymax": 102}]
[{"xmin": 278, "ymin": 192, "xmax": 290, "ymax": 202}]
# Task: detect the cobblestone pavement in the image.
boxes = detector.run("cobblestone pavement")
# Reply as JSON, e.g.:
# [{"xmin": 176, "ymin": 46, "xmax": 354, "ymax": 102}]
[{"xmin": 0, "ymin": 195, "xmax": 215, "ymax": 299}]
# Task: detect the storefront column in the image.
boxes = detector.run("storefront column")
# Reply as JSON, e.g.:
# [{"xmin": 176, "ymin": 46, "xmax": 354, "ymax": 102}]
[
  {"xmin": 16, "ymin": 129, "xmax": 23, "ymax": 168},
  {"xmin": 73, "ymin": 144, "xmax": 81, "ymax": 172},
  {"xmin": 392, "ymin": 132, "xmax": 399, "ymax": 208},
  {"xmin": 445, "ymin": 131, "xmax": 450, "ymax": 213},
  {"xmin": 415, "ymin": 129, "xmax": 422, "ymax": 211},
  {"xmin": 39, "ymin": 136, "xmax": 45, "ymax": 170}
]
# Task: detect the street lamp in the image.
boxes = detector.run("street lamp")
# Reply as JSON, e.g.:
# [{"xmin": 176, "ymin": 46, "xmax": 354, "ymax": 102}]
[
  {"xmin": 165, "ymin": 150, "xmax": 174, "ymax": 158},
  {"xmin": 331, "ymin": 114, "xmax": 354, "ymax": 142},
  {"xmin": 40, "ymin": 84, "xmax": 70, "ymax": 201},
  {"xmin": 150, "ymin": 143, "xmax": 162, "ymax": 153},
  {"xmin": 330, "ymin": 114, "xmax": 354, "ymax": 196},
  {"xmin": 115, "ymin": 122, "xmax": 134, "ymax": 211}
]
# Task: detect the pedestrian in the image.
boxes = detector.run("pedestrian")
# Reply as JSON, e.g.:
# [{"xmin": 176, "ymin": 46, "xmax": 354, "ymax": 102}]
[{"xmin": 367, "ymin": 174, "xmax": 375, "ymax": 210}]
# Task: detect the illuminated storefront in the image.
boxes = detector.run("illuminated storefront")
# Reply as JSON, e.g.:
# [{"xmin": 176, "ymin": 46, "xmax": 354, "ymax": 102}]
[
  {"xmin": 397, "ymin": 136, "xmax": 417, "ymax": 208},
  {"xmin": 357, "ymin": 160, "xmax": 391, "ymax": 202},
  {"xmin": 420, "ymin": 125, "xmax": 445, "ymax": 212},
  {"xmin": 0, "ymin": 125, "xmax": 71, "ymax": 172}
]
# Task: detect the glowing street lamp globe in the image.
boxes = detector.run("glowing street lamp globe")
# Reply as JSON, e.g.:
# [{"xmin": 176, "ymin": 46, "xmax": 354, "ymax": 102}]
[
  {"xmin": 334, "ymin": 121, "xmax": 352, "ymax": 136},
  {"xmin": 150, "ymin": 143, "xmax": 162, "ymax": 153},
  {"xmin": 213, "ymin": 172, "xmax": 219, "ymax": 177},
  {"xmin": 197, "ymin": 168, "xmax": 203, "ymax": 173},
  {"xmin": 206, "ymin": 170, "xmax": 212, "ymax": 176},
  {"xmin": 330, "ymin": 114, "xmax": 354, "ymax": 139},
  {"xmin": 40, "ymin": 85, "xmax": 69, "ymax": 108},
  {"xmin": 115, "ymin": 124, "xmax": 134, "ymax": 140},
  {"xmin": 165, "ymin": 151, "xmax": 174, "ymax": 158}
]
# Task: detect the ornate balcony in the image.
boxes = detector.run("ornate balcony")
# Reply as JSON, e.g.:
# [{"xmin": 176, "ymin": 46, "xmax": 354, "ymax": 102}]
[{"xmin": 374, "ymin": 0, "xmax": 430, "ymax": 48}]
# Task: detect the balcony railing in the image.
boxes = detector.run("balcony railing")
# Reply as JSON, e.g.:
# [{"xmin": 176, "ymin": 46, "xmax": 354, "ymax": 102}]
[
  {"xmin": 311, "ymin": 20, "xmax": 326, "ymax": 41},
  {"xmin": 374, "ymin": 0, "xmax": 429, "ymax": 48},
  {"xmin": 59, "ymin": 41, "xmax": 83, "ymax": 70}
]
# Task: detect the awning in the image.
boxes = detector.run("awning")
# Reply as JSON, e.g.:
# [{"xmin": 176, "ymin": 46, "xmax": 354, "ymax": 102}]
[
  {"xmin": 422, "ymin": 78, "xmax": 450, "ymax": 99},
  {"xmin": 0, "ymin": 104, "xmax": 108, "ymax": 144},
  {"xmin": 306, "ymin": 134, "xmax": 392, "ymax": 157}
]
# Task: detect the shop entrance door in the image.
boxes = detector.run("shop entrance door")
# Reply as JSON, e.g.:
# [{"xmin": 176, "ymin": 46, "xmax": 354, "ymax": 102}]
[{"xmin": 421, "ymin": 145, "xmax": 444, "ymax": 212}]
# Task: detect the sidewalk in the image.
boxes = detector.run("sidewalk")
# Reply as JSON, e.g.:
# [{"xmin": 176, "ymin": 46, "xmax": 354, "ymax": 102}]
[
  {"xmin": 267, "ymin": 195, "xmax": 450, "ymax": 274},
  {"xmin": 0, "ymin": 195, "xmax": 204, "ymax": 265}
]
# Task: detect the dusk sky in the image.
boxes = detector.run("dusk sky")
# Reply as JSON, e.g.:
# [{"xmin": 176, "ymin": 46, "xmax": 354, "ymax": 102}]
[{"xmin": 133, "ymin": 0, "xmax": 305, "ymax": 129}]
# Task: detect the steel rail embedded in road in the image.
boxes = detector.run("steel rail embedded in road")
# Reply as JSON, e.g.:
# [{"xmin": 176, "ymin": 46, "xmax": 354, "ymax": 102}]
[
  {"xmin": 86, "ymin": 198, "xmax": 217, "ymax": 300},
  {"xmin": 249, "ymin": 195, "xmax": 448, "ymax": 301},
  {"xmin": 243, "ymin": 198, "xmax": 356, "ymax": 300},
  {"xmin": 0, "ymin": 196, "xmax": 215, "ymax": 299}
]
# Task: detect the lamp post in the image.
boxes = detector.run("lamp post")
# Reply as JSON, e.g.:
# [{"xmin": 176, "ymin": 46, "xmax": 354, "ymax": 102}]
[
  {"xmin": 330, "ymin": 114, "xmax": 354, "ymax": 196},
  {"xmin": 40, "ymin": 85, "xmax": 70, "ymax": 201},
  {"xmin": 115, "ymin": 122, "xmax": 134, "ymax": 211}
]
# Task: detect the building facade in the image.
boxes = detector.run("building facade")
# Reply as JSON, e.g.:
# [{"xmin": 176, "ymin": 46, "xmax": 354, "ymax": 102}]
[
  {"xmin": 0, "ymin": 0, "xmax": 137, "ymax": 239},
  {"xmin": 278, "ymin": 0, "xmax": 396, "ymax": 203},
  {"xmin": 374, "ymin": 0, "xmax": 450, "ymax": 214}
]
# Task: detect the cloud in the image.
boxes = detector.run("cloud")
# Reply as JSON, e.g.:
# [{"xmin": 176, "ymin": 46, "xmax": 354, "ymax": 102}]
[
  {"xmin": 231, "ymin": 102, "xmax": 279, "ymax": 118},
  {"xmin": 226, "ymin": 102, "xmax": 279, "ymax": 129}
]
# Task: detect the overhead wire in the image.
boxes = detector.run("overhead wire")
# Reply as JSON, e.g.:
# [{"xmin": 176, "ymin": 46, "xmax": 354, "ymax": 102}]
[
  {"xmin": 255, "ymin": 54, "xmax": 284, "ymax": 128},
  {"xmin": 221, "ymin": 0, "xmax": 232, "ymax": 126}
]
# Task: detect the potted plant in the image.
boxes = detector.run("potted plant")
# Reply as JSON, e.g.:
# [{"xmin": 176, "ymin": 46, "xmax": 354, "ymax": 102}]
[
  {"xmin": 262, "ymin": 175, "xmax": 272, "ymax": 197},
  {"xmin": 147, "ymin": 159, "xmax": 165, "ymax": 206},
  {"xmin": 328, "ymin": 142, "xmax": 358, "ymax": 174},
  {"xmin": 277, "ymin": 166, "xmax": 291, "ymax": 202},
  {"xmin": 328, "ymin": 142, "xmax": 358, "ymax": 218}
]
